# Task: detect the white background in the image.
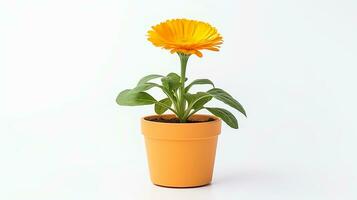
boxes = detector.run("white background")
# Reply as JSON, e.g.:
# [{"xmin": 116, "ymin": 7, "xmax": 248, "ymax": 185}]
[{"xmin": 1, "ymin": 0, "xmax": 357, "ymax": 199}]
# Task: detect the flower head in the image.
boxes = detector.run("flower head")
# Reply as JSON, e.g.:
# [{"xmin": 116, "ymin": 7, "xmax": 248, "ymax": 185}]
[{"xmin": 147, "ymin": 19, "xmax": 223, "ymax": 57}]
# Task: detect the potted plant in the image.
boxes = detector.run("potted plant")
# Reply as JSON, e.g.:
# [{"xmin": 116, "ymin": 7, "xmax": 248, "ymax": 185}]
[{"xmin": 116, "ymin": 19, "xmax": 246, "ymax": 188}]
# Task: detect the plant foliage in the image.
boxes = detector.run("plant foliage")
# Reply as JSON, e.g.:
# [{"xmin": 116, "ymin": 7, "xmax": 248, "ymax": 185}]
[{"xmin": 116, "ymin": 53, "xmax": 246, "ymax": 129}]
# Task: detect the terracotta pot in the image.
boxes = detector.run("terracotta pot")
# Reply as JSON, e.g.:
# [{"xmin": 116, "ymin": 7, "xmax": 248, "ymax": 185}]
[{"xmin": 141, "ymin": 114, "xmax": 221, "ymax": 188}]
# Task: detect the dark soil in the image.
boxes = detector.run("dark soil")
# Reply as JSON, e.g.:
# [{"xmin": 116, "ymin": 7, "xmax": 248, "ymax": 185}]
[{"xmin": 147, "ymin": 117, "xmax": 215, "ymax": 123}]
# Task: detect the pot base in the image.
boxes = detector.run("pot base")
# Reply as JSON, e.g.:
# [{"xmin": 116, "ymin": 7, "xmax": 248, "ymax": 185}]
[{"xmin": 153, "ymin": 182, "xmax": 211, "ymax": 188}]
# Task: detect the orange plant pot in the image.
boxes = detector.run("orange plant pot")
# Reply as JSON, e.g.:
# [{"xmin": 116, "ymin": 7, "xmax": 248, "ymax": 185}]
[{"xmin": 141, "ymin": 114, "xmax": 222, "ymax": 188}]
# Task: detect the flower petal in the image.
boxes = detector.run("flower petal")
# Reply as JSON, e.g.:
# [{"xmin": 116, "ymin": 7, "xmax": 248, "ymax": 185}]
[{"xmin": 147, "ymin": 19, "xmax": 223, "ymax": 57}]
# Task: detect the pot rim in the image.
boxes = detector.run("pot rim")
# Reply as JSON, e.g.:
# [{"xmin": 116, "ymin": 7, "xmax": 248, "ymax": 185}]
[
  {"xmin": 141, "ymin": 114, "xmax": 221, "ymax": 140},
  {"xmin": 142, "ymin": 114, "xmax": 220, "ymax": 126}
]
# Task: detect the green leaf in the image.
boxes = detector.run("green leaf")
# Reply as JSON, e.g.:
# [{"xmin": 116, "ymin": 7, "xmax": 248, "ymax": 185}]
[
  {"xmin": 161, "ymin": 73, "xmax": 181, "ymax": 91},
  {"xmin": 154, "ymin": 98, "xmax": 172, "ymax": 114},
  {"xmin": 116, "ymin": 89, "xmax": 156, "ymax": 106},
  {"xmin": 193, "ymin": 96, "xmax": 212, "ymax": 109},
  {"xmin": 131, "ymin": 82, "xmax": 162, "ymax": 93},
  {"xmin": 137, "ymin": 74, "xmax": 163, "ymax": 86},
  {"xmin": 161, "ymin": 77, "xmax": 170, "ymax": 90},
  {"xmin": 207, "ymin": 88, "xmax": 247, "ymax": 117},
  {"xmin": 185, "ymin": 79, "xmax": 215, "ymax": 92},
  {"xmin": 205, "ymin": 107, "xmax": 238, "ymax": 129},
  {"xmin": 185, "ymin": 92, "xmax": 212, "ymax": 110}
]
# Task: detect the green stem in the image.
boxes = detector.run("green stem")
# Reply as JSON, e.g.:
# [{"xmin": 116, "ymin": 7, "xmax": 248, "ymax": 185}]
[
  {"xmin": 182, "ymin": 94, "xmax": 211, "ymax": 119},
  {"xmin": 177, "ymin": 53, "xmax": 190, "ymax": 122},
  {"xmin": 186, "ymin": 108, "xmax": 202, "ymax": 119}
]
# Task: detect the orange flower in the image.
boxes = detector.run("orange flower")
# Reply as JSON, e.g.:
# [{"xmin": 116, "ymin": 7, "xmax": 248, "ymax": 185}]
[{"xmin": 147, "ymin": 19, "xmax": 223, "ymax": 57}]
